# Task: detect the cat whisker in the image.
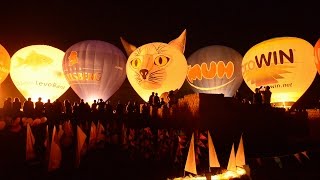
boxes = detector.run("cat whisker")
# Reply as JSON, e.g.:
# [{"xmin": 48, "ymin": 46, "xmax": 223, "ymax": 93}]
[
  {"xmin": 150, "ymin": 69, "xmax": 164, "ymax": 74},
  {"xmin": 149, "ymin": 77, "xmax": 164, "ymax": 80}
]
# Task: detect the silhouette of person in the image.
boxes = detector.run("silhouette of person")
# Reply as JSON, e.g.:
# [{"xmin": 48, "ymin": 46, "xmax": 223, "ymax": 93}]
[
  {"xmin": 261, "ymin": 86, "xmax": 272, "ymax": 106},
  {"xmin": 160, "ymin": 98, "xmax": 166, "ymax": 108},
  {"xmin": 91, "ymin": 100, "xmax": 98, "ymax": 112},
  {"xmin": 3, "ymin": 97, "xmax": 13, "ymax": 115},
  {"xmin": 153, "ymin": 93, "xmax": 160, "ymax": 107},
  {"xmin": 64, "ymin": 99, "xmax": 72, "ymax": 115},
  {"xmin": 35, "ymin": 97, "xmax": 44, "ymax": 116},
  {"xmin": 23, "ymin": 98, "xmax": 34, "ymax": 118},
  {"xmin": 12, "ymin": 97, "xmax": 22, "ymax": 115},
  {"xmin": 44, "ymin": 99, "xmax": 53, "ymax": 114},
  {"xmin": 149, "ymin": 92, "xmax": 155, "ymax": 106},
  {"xmin": 253, "ymin": 88, "xmax": 262, "ymax": 105},
  {"xmin": 167, "ymin": 90, "xmax": 176, "ymax": 107}
]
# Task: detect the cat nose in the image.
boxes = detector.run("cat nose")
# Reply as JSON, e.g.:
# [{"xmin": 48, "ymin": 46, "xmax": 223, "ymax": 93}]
[{"xmin": 140, "ymin": 69, "xmax": 149, "ymax": 79}]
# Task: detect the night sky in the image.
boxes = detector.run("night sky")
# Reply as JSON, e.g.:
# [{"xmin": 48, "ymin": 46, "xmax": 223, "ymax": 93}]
[{"xmin": 1, "ymin": 1, "xmax": 319, "ymax": 106}]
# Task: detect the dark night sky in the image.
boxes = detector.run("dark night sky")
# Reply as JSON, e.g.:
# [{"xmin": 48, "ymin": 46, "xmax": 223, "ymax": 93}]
[{"xmin": 0, "ymin": 1, "xmax": 319, "ymax": 106}]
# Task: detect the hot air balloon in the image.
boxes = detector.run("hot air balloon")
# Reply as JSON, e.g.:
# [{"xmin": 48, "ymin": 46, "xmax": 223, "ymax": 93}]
[
  {"xmin": 186, "ymin": 45, "xmax": 243, "ymax": 97},
  {"xmin": 10, "ymin": 45, "xmax": 70, "ymax": 102},
  {"xmin": 314, "ymin": 39, "xmax": 320, "ymax": 74},
  {"xmin": 0, "ymin": 44, "xmax": 10, "ymax": 84},
  {"xmin": 62, "ymin": 40, "xmax": 127, "ymax": 103},
  {"xmin": 121, "ymin": 30, "xmax": 188, "ymax": 102},
  {"xmin": 242, "ymin": 37, "xmax": 317, "ymax": 108}
]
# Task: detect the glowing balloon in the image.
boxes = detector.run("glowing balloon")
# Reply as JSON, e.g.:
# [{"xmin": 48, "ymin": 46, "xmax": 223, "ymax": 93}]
[
  {"xmin": 186, "ymin": 45, "xmax": 243, "ymax": 97},
  {"xmin": 242, "ymin": 37, "xmax": 317, "ymax": 106},
  {"xmin": 314, "ymin": 39, "xmax": 320, "ymax": 74},
  {"xmin": 121, "ymin": 30, "xmax": 188, "ymax": 102},
  {"xmin": 10, "ymin": 45, "xmax": 70, "ymax": 102},
  {"xmin": 62, "ymin": 40, "xmax": 127, "ymax": 103},
  {"xmin": 0, "ymin": 44, "xmax": 10, "ymax": 84}
]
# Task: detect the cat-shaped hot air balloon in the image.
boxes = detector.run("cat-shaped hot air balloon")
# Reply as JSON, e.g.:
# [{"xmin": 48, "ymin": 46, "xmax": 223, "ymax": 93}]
[{"xmin": 121, "ymin": 30, "xmax": 188, "ymax": 102}]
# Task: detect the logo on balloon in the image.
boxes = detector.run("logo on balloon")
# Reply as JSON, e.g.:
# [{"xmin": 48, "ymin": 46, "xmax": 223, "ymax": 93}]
[
  {"xmin": 242, "ymin": 49, "xmax": 294, "ymax": 86},
  {"xmin": 68, "ymin": 51, "xmax": 79, "ymax": 66},
  {"xmin": 187, "ymin": 61, "xmax": 235, "ymax": 88}
]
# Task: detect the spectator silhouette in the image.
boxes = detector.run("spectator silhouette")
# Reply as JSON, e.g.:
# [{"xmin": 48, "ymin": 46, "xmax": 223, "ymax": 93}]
[
  {"xmin": 35, "ymin": 97, "xmax": 44, "ymax": 116},
  {"xmin": 160, "ymin": 98, "xmax": 166, "ymax": 108},
  {"xmin": 253, "ymin": 87, "xmax": 262, "ymax": 105},
  {"xmin": 167, "ymin": 90, "xmax": 176, "ymax": 107},
  {"xmin": 91, "ymin": 100, "xmax": 98, "ymax": 112},
  {"xmin": 97, "ymin": 99, "xmax": 105, "ymax": 112},
  {"xmin": 153, "ymin": 93, "xmax": 160, "ymax": 107},
  {"xmin": 149, "ymin": 92, "xmax": 155, "ymax": 106},
  {"xmin": 23, "ymin": 98, "xmax": 34, "ymax": 118},
  {"xmin": 3, "ymin": 97, "xmax": 13, "ymax": 116},
  {"xmin": 44, "ymin": 99, "xmax": 53, "ymax": 114},
  {"xmin": 12, "ymin": 97, "xmax": 21, "ymax": 115},
  {"xmin": 261, "ymin": 86, "xmax": 272, "ymax": 107},
  {"xmin": 64, "ymin": 99, "xmax": 72, "ymax": 116}
]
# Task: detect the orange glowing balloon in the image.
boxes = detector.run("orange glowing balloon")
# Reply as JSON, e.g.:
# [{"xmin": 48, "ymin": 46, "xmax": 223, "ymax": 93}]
[
  {"xmin": 242, "ymin": 37, "xmax": 317, "ymax": 107},
  {"xmin": 0, "ymin": 44, "xmax": 10, "ymax": 84},
  {"xmin": 314, "ymin": 39, "xmax": 320, "ymax": 74}
]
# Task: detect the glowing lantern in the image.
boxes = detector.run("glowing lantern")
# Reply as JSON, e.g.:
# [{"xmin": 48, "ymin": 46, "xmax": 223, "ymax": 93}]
[
  {"xmin": 187, "ymin": 45, "xmax": 243, "ymax": 97},
  {"xmin": 62, "ymin": 40, "xmax": 127, "ymax": 103},
  {"xmin": 314, "ymin": 39, "xmax": 320, "ymax": 74},
  {"xmin": 0, "ymin": 44, "xmax": 10, "ymax": 84},
  {"xmin": 121, "ymin": 30, "xmax": 188, "ymax": 102},
  {"xmin": 10, "ymin": 45, "xmax": 70, "ymax": 102},
  {"xmin": 242, "ymin": 37, "xmax": 317, "ymax": 107}
]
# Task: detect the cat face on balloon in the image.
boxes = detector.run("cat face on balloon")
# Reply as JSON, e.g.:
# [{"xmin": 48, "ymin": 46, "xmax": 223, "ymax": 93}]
[{"xmin": 121, "ymin": 30, "xmax": 187, "ymax": 90}]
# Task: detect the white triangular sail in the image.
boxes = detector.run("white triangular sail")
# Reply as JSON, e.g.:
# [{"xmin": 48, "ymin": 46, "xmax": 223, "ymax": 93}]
[
  {"xmin": 89, "ymin": 121, "xmax": 97, "ymax": 148},
  {"xmin": 48, "ymin": 125, "xmax": 62, "ymax": 171},
  {"xmin": 227, "ymin": 143, "xmax": 236, "ymax": 172},
  {"xmin": 75, "ymin": 125, "xmax": 87, "ymax": 168},
  {"xmin": 208, "ymin": 130, "xmax": 220, "ymax": 168},
  {"xmin": 184, "ymin": 133, "xmax": 197, "ymax": 175},
  {"xmin": 235, "ymin": 134, "xmax": 246, "ymax": 167},
  {"xmin": 26, "ymin": 123, "xmax": 36, "ymax": 161}
]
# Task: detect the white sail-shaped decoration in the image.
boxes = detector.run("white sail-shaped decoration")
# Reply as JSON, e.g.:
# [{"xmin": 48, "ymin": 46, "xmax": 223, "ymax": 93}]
[
  {"xmin": 227, "ymin": 143, "xmax": 236, "ymax": 172},
  {"xmin": 208, "ymin": 130, "xmax": 220, "ymax": 168},
  {"xmin": 235, "ymin": 134, "xmax": 246, "ymax": 167},
  {"xmin": 184, "ymin": 133, "xmax": 197, "ymax": 175}
]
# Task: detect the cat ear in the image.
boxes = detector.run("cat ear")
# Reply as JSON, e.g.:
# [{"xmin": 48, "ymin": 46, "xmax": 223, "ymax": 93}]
[
  {"xmin": 120, "ymin": 37, "xmax": 137, "ymax": 56},
  {"xmin": 168, "ymin": 29, "xmax": 186, "ymax": 53}
]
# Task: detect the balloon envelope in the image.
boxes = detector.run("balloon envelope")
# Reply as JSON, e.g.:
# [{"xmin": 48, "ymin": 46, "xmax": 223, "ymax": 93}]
[
  {"xmin": 126, "ymin": 42, "xmax": 188, "ymax": 102},
  {"xmin": 242, "ymin": 37, "xmax": 317, "ymax": 106},
  {"xmin": 10, "ymin": 45, "xmax": 70, "ymax": 102},
  {"xmin": 314, "ymin": 39, "xmax": 320, "ymax": 74},
  {"xmin": 62, "ymin": 40, "xmax": 127, "ymax": 103},
  {"xmin": 0, "ymin": 44, "xmax": 10, "ymax": 84},
  {"xmin": 186, "ymin": 45, "xmax": 243, "ymax": 97}
]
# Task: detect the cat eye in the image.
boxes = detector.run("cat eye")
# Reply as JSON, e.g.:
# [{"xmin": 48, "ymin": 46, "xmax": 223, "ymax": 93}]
[
  {"xmin": 130, "ymin": 58, "xmax": 141, "ymax": 69},
  {"xmin": 154, "ymin": 55, "xmax": 170, "ymax": 67}
]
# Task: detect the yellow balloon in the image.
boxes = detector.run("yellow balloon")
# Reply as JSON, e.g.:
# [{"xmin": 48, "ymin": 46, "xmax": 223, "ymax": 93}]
[
  {"xmin": 0, "ymin": 44, "xmax": 10, "ymax": 84},
  {"xmin": 121, "ymin": 30, "xmax": 188, "ymax": 102},
  {"xmin": 10, "ymin": 45, "xmax": 70, "ymax": 102},
  {"xmin": 242, "ymin": 37, "xmax": 317, "ymax": 107}
]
